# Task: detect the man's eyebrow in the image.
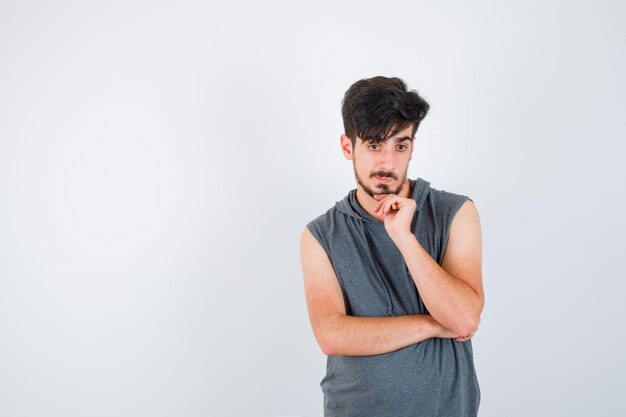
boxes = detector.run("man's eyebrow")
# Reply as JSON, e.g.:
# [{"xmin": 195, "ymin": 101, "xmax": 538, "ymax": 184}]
[
  {"xmin": 366, "ymin": 136, "xmax": 412, "ymax": 144},
  {"xmin": 392, "ymin": 136, "xmax": 412, "ymax": 143}
]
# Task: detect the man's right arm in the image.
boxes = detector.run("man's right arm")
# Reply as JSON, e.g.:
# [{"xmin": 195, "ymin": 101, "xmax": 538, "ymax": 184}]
[{"xmin": 300, "ymin": 227, "xmax": 458, "ymax": 357}]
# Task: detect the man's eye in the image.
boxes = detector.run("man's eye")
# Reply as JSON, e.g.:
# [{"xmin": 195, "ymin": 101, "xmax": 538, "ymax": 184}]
[
  {"xmin": 397, "ymin": 145, "xmax": 407, "ymax": 151},
  {"xmin": 368, "ymin": 144, "xmax": 380, "ymax": 150}
]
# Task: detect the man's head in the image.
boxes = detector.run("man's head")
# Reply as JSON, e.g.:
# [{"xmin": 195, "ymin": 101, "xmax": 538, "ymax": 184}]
[{"xmin": 340, "ymin": 76, "xmax": 430, "ymax": 198}]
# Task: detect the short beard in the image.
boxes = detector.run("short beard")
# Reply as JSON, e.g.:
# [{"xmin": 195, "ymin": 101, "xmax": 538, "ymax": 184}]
[{"xmin": 353, "ymin": 156, "xmax": 408, "ymax": 198}]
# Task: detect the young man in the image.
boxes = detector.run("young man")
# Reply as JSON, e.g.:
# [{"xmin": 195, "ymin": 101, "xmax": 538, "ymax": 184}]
[{"xmin": 300, "ymin": 76, "xmax": 484, "ymax": 416}]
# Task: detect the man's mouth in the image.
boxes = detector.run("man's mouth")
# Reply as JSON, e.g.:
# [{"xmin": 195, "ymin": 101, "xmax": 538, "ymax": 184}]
[{"xmin": 375, "ymin": 176, "xmax": 394, "ymax": 183}]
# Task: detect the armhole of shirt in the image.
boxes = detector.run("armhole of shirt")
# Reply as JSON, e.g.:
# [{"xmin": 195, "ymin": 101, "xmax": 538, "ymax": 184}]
[
  {"xmin": 306, "ymin": 221, "xmax": 331, "ymax": 259},
  {"xmin": 440, "ymin": 195, "xmax": 472, "ymax": 264},
  {"xmin": 305, "ymin": 221, "xmax": 351, "ymax": 315}
]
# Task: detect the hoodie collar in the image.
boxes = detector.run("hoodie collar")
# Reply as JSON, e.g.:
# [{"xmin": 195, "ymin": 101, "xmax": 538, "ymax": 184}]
[{"xmin": 336, "ymin": 177, "xmax": 431, "ymax": 223}]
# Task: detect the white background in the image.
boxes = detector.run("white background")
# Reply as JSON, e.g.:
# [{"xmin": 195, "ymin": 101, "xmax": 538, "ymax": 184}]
[{"xmin": 1, "ymin": 1, "xmax": 625, "ymax": 416}]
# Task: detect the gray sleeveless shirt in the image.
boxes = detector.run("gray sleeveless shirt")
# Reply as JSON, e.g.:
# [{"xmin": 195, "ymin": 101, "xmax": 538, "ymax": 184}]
[{"xmin": 306, "ymin": 177, "xmax": 480, "ymax": 417}]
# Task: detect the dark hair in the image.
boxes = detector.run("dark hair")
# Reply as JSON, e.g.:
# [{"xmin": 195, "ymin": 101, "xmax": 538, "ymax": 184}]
[{"xmin": 341, "ymin": 76, "xmax": 430, "ymax": 145}]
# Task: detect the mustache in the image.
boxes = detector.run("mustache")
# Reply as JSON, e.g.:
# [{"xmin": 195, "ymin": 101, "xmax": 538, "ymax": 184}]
[{"xmin": 371, "ymin": 171, "xmax": 398, "ymax": 180}]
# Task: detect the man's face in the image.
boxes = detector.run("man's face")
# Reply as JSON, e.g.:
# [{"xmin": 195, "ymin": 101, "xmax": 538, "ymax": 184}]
[{"xmin": 341, "ymin": 124, "xmax": 415, "ymax": 199}]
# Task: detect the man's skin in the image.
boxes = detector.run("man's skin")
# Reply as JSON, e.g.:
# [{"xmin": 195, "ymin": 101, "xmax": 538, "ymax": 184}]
[{"xmin": 300, "ymin": 124, "xmax": 484, "ymax": 356}]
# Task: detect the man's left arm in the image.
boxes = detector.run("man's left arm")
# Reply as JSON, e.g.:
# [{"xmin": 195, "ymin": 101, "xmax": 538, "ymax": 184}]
[{"xmin": 377, "ymin": 197, "xmax": 484, "ymax": 337}]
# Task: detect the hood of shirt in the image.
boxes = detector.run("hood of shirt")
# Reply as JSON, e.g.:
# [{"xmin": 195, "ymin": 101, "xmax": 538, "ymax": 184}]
[{"xmin": 335, "ymin": 177, "xmax": 432, "ymax": 222}]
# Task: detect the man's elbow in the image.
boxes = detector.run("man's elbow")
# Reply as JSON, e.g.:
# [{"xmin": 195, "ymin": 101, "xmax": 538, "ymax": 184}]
[
  {"xmin": 314, "ymin": 317, "xmax": 342, "ymax": 355},
  {"xmin": 317, "ymin": 331, "xmax": 339, "ymax": 355},
  {"xmin": 456, "ymin": 294, "xmax": 483, "ymax": 336},
  {"xmin": 319, "ymin": 339, "xmax": 334, "ymax": 356},
  {"xmin": 455, "ymin": 315, "xmax": 481, "ymax": 337}
]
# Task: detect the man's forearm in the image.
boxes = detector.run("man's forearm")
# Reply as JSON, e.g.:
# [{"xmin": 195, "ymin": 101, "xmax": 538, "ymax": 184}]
[
  {"xmin": 394, "ymin": 233, "xmax": 481, "ymax": 336},
  {"xmin": 320, "ymin": 314, "xmax": 438, "ymax": 357}
]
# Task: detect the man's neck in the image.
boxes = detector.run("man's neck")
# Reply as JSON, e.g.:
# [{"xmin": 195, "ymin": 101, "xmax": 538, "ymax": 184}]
[{"xmin": 355, "ymin": 179, "xmax": 413, "ymax": 222}]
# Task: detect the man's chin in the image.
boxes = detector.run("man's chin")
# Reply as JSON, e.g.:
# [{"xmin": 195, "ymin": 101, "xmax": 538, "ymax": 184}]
[
  {"xmin": 374, "ymin": 182, "xmax": 404, "ymax": 196},
  {"xmin": 357, "ymin": 176, "xmax": 403, "ymax": 199},
  {"xmin": 374, "ymin": 183, "xmax": 396, "ymax": 194}
]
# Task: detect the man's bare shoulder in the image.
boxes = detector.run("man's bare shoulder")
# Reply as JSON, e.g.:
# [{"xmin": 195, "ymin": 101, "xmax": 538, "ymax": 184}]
[{"xmin": 441, "ymin": 198, "xmax": 484, "ymax": 305}]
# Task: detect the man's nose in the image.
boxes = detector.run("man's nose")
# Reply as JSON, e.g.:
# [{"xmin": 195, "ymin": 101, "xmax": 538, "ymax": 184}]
[{"xmin": 379, "ymin": 149, "xmax": 397, "ymax": 171}]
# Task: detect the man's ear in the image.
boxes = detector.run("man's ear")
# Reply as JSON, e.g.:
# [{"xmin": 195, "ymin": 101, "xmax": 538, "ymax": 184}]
[{"xmin": 340, "ymin": 134, "xmax": 354, "ymax": 160}]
